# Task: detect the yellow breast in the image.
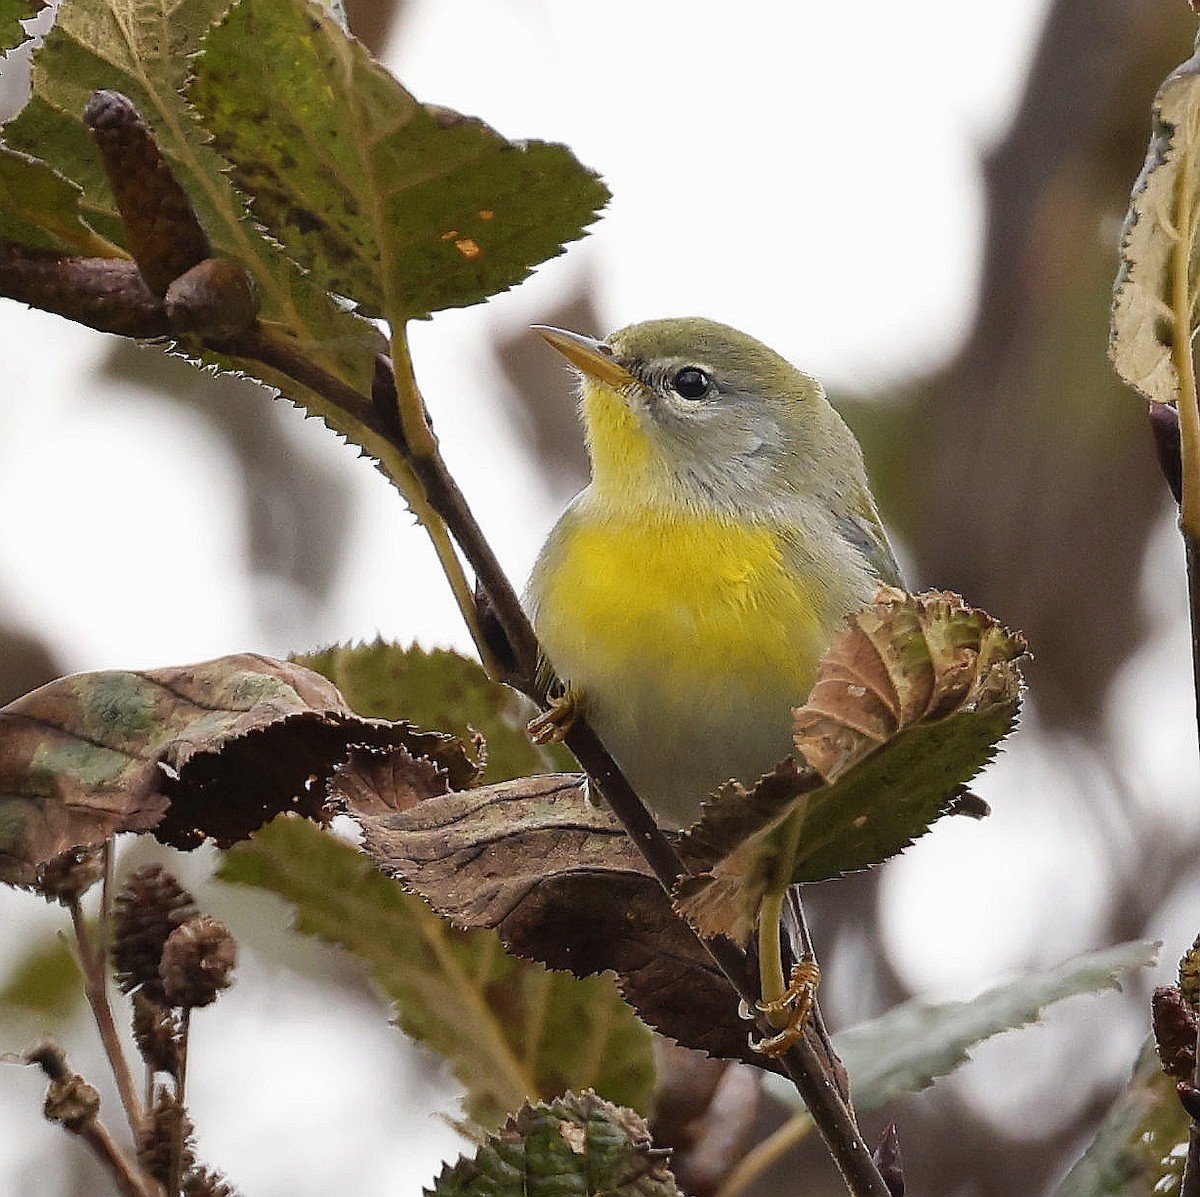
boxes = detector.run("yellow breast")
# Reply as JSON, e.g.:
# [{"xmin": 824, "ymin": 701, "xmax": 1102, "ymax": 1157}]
[
  {"xmin": 535, "ymin": 513, "xmax": 828, "ymax": 681},
  {"xmin": 528, "ymin": 508, "xmax": 841, "ymax": 824}
]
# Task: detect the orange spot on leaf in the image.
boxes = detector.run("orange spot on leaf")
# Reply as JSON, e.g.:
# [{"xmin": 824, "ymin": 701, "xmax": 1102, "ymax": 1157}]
[
  {"xmin": 440, "ymin": 229, "xmax": 459, "ymax": 241},
  {"xmin": 454, "ymin": 238, "xmax": 483, "ymax": 260},
  {"xmin": 478, "ymin": 209, "xmax": 495, "ymax": 221}
]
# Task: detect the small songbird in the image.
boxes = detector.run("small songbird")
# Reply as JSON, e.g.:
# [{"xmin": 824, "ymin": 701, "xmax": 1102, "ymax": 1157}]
[{"xmin": 525, "ymin": 318, "xmax": 901, "ymax": 829}]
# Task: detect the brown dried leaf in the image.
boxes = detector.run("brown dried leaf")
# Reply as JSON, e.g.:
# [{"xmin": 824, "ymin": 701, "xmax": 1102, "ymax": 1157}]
[
  {"xmin": 0, "ymin": 653, "xmax": 476, "ymax": 883},
  {"xmin": 793, "ymin": 588, "xmax": 1023, "ymax": 781},
  {"xmin": 328, "ymin": 744, "xmax": 451, "ymax": 816},
  {"xmin": 677, "ymin": 591, "xmax": 1027, "ymax": 943},
  {"xmin": 355, "ymin": 774, "xmax": 773, "ymax": 1068}
]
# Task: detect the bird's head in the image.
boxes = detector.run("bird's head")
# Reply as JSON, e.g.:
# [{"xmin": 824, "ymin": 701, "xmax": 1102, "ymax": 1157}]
[{"xmin": 535, "ymin": 317, "xmax": 861, "ymax": 517}]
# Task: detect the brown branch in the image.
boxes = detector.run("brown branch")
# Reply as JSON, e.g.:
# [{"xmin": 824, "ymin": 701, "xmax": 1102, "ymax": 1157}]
[
  {"xmin": 68, "ymin": 899, "xmax": 144, "ymax": 1141},
  {"xmin": 77, "ymin": 1117, "xmax": 159, "ymax": 1197}
]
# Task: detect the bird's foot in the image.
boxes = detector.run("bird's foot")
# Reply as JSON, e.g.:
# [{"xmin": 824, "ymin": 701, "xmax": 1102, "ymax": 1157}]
[
  {"xmin": 528, "ymin": 691, "xmax": 579, "ymax": 745},
  {"xmin": 749, "ymin": 960, "xmax": 822, "ymax": 1058}
]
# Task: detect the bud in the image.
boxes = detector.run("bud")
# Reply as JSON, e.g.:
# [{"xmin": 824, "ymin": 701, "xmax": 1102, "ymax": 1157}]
[
  {"xmin": 160, "ymin": 915, "xmax": 237, "ymax": 1008},
  {"xmin": 1152, "ymin": 986, "xmax": 1198, "ymax": 1079},
  {"xmin": 873, "ymin": 1122, "xmax": 904, "ymax": 1197},
  {"xmin": 33, "ymin": 847, "xmax": 105, "ymax": 905},
  {"xmin": 111, "ymin": 865, "xmax": 197, "ymax": 1004}
]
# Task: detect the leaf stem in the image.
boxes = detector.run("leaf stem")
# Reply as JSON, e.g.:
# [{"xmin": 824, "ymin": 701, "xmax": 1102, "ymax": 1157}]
[
  {"xmin": 714, "ymin": 1109, "xmax": 814, "ymax": 1197},
  {"xmin": 382, "ymin": 336, "xmax": 502, "ymax": 673},
  {"xmin": 388, "ymin": 325, "xmax": 439, "ymax": 463},
  {"xmin": 168, "ymin": 1010, "xmax": 191, "ymax": 1197},
  {"xmin": 757, "ymin": 889, "xmax": 787, "ymax": 1016},
  {"xmin": 1172, "ymin": 141, "xmax": 1200, "ymax": 539}
]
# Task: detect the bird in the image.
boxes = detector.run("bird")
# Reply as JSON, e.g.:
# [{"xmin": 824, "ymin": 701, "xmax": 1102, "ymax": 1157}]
[{"xmin": 524, "ymin": 317, "xmax": 902, "ymax": 831}]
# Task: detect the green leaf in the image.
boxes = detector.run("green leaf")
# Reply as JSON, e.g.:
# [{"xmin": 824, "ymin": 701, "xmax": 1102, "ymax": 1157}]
[
  {"xmin": 187, "ymin": 0, "xmax": 609, "ymax": 322},
  {"xmin": 826, "ymin": 940, "xmax": 1160, "ymax": 1110},
  {"xmin": 0, "ymin": 930, "xmax": 82, "ymax": 1019},
  {"xmin": 0, "ymin": 0, "xmax": 45, "ymax": 58},
  {"xmin": 296, "ymin": 640, "xmax": 572, "ymax": 784},
  {"xmin": 1051, "ymin": 1042, "xmax": 1187, "ymax": 1197},
  {"xmin": 0, "ymin": 0, "xmax": 418, "ymax": 490},
  {"xmin": 678, "ymin": 591, "xmax": 1027, "ymax": 943},
  {"xmin": 430, "ymin": 1093, "xmax": 681, "ymax": 1197},
  {"xmin": 220, "ymin": 817, "xmax": 656, "ymax": 1128},
  {"xmin": 759, "ymin": 943, "xmax": 1161, "ymax": 1164},
  {"xmin": 0, "ymin": 146, "xmax": 121, "ymax": 253},
  {"xmin": 1111, "ymin": 35, "xmax": 1200, "ymax": 405}
]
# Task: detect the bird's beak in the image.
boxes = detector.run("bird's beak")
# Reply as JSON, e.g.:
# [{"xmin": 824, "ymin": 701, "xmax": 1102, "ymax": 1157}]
[{"xmin": 533, "ymin": 325, "xmax": 638, "ymax": 388}]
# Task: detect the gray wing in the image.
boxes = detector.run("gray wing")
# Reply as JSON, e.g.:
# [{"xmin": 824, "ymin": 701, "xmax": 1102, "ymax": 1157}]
[{"xmin": 835, "ymin": 512, "xmax": 904, "ymax": 588}]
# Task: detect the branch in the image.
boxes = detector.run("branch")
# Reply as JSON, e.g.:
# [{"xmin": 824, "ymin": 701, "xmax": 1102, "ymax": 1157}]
[{"xmin": 68, "ymin": 897, "xmax": 144, "ymax": 1142}]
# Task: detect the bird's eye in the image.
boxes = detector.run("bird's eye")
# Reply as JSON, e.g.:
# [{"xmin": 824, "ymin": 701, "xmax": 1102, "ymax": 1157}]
[{"xmin": 671, "ymin": 367, "xmax": 711, "ymax": 400}]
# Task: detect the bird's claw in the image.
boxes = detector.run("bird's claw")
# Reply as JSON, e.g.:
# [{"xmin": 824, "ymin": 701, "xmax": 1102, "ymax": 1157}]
[
  {"xmin": 748, "ymin": 960, "xmax": 822, "ymax": 1058},
  {"xmin": 528, "ymin": 692, "xmax": 579, "ymax": 745}
]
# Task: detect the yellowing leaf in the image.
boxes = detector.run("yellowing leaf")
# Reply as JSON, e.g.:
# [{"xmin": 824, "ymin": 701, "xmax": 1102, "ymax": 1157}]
[{"xmin": 1111, "ymin": 38, "xmax": 1200, "ymax": 405}]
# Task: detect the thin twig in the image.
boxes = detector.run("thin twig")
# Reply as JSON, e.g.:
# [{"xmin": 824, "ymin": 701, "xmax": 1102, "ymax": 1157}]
[
  {"xmin": 68, "ymin": 898, "xmax": 143, "ymax": 1139},
  {"xmin": 168, "ymin": 1009, "xmax": 191, "ymax": 1197},
  {"xmin": 77, "ymin": 1117, "xmax": 158, "ymax": 1197},
  {"xmin": 714, "ymin": 1109, "xmax": 814, "ymax": 1197},
  {"xmin": 785, "ymin": 889, "xmax": 848, "ymax": 1103}
]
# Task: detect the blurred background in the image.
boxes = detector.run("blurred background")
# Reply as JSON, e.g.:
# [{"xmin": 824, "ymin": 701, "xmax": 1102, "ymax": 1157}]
[{"xmin": 1, "ymin": 0, "xmax": 1198, "ymax": 1194}]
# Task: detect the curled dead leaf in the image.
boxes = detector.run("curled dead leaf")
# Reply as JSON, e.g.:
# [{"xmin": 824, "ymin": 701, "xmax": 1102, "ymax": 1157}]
[
  {"xmin": 793, "ymin": 588, "xmax": 1026, "ymax": 782},
  {"xmin": 353, "ymin": 771, "xmax": 775, "ymax": 1068},
  {"xmin": 0, "ymin": 653, "xmax": 476, "ymax": 885},
  {"xmin": 677, "ymin": 591, "xmax": 1027, "ymax": 943}
]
